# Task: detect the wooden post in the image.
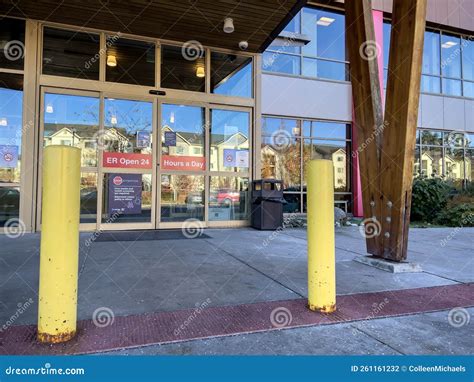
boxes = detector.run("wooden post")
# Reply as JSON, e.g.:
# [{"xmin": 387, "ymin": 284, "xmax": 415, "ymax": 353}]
[
  {"xmin": 380, "ymin": 0, "xmax": 427, "ymax": 261},
  {"xmin": 345, "ymin": 0, "xmax": 384, "ymax": 256},
  {"xmin": 345, "ymin": 0, "xmax": 427, "ymax": 261}
]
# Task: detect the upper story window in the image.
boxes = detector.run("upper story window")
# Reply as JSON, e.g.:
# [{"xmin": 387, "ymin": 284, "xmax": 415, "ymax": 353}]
[
  {"xmin": 0, "ymin": 18, "xmax": 25, "ymax": 71},
  {"xmin": 263, "ymin": 7, "xmax": 349, "ymax": 82},
  {"xmin": 384, "ymin": 22, "xmax": 473, "ymax": 98}
]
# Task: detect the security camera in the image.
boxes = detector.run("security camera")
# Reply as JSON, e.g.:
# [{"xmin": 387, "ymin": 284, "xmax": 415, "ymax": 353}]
[{"xmin": 239, "ymin": 40, "xmax": 248, "ymax": 50}]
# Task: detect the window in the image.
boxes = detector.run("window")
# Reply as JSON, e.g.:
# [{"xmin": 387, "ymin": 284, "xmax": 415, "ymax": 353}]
[
  {"xmin": 0, "ymin": 18, "xmax": 25, "ymax": 70},
  {"xmin": 384, "ymin": 22, "xmax": 473, "ymax": 98},
  {"xmin": 106, "ymin": 37, "xmax": 155, "ymax": 86},
  {"xmin": 211, "ymin": 53, "xmax": 253, "ymax": 98},
  {"xmin": 0, "ymin": 73, "xmax": 23, "ymax": 227},
  {"xmin": 263, "ymin": 7, "xmax": 349, "ymax": 81},
  {"xmin": 42, "ymin": 27, "xmax": 100, "ymax": 80},
  {"xmin": 261, "ymin": 116, "xmax": 352, "ymax": 213},
  {"xmin": 415, "ymin": 129, "xmax": 472, "ymax": 189},
  {"xmin": 161, "ymin": 45, "xmax": 205, "ymax": 92}
]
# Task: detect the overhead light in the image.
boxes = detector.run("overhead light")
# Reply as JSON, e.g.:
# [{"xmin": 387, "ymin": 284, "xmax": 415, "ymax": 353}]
[
  {"xmin": 110, "ymin": 115, "xmax": 117, "ymax": 125},
  {"xmin": 223, "ymin": 17, "xmax": 234, "ymax": 33},
  {"xmin": 317, "ymin": 16, "xmax": 335, "ymax": 26},
  {"xmin": 441, "ymin": 41, "xmax": 457, "ymax": 48},
  {"xmin": 0, "ymin": 118, "xmax": 7, "ymax": 126},
  {"xmin": 196, "ymin": 66, "xmax": 205, "ymax": 78},
  {"xmin": 107, "ymin": 54, "xmax": 117, "ymax": 67},
  {"xmin": 46, "ymin": 103, "xmax": 54, "ymax": 113},
  {"xmin": 170, "ymin": 112, "xmax": 175, "ymax": 123}
]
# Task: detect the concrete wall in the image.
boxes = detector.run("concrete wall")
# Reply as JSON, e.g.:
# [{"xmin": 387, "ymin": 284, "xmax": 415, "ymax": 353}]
[{"xmin": 262, "ymin": 74, "xmax": 474, "ymax": 133}]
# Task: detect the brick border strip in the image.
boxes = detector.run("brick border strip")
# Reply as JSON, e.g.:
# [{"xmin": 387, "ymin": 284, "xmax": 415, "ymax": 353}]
[{"xmin": 1, "ymin": 283, "xmax": 472, "ymax": 355}]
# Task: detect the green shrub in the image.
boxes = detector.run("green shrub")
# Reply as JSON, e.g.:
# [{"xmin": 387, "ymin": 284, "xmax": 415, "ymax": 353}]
[
  {"xmin": 410, "ymin": 176, "xmax": 452, "ymax": 222},
  {"xmin": 435, "ymin": 203, "xmax": 474, "ymax": 227}
]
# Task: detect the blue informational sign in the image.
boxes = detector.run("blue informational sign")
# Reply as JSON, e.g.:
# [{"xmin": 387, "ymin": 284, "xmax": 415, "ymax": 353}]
[
  {"xmin": 164, "ymin": 131, "xmax": 177, "ymax": 147},
  {"xmin": 0, "ymin": 145, "xmax": 19, "ymax": 168},
  {"xmin": 108, "ymin": 173, "xmax": 142, "ymax": 215},
  {"xmin": 136, "ymin": 131, "xmax": 150, "ymax": 148}
]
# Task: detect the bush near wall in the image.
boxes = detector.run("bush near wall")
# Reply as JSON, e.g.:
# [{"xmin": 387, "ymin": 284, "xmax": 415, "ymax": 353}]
[{"xmin": 410, "ymin": 177, "xmax": 474, "ymax": 227}]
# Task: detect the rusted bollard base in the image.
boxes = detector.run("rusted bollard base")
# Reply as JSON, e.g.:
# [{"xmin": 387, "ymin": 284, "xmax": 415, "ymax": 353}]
[{"xmin": 37, "ymin": 330, "xmax": 76, "ymax": 344}]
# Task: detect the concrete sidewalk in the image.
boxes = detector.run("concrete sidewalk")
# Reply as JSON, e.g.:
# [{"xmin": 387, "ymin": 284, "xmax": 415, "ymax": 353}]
[{"xmin": 1, "ymin": 226, "xmax": 472, "ymax": 354}]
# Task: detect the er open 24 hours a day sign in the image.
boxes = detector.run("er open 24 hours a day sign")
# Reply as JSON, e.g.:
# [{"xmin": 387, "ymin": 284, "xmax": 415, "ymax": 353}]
[{"xmin": 103, "ymin": 152, "xmax": 152, "ymax": 169}]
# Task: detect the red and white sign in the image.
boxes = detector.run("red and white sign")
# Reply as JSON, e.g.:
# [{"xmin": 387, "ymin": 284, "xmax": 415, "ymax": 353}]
[
  {"xmin": 103, "ymin": 152, "xmax": 152, "ymax": 169},
  {"xmin": 112, "ymin": 176, "xmax": 123, "ymax": 185},
  {"xmin": 161, "ymin": 155, "xmax": 205, "ymax": 171}
]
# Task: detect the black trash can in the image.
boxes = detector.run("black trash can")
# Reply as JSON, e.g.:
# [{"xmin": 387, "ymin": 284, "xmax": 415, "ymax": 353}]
[{"xmin": 251, "ymin": 179, "xmax": 286, "ymax": 230}]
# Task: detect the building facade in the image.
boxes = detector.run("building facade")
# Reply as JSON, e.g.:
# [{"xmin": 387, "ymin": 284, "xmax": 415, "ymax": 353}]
[{"xmin": 0, "ymin": 0, "xmax": 473, "ymax": 232}]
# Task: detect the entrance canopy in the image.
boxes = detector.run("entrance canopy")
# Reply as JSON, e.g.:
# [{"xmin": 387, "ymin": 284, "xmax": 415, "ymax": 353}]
[{"xmin": 1, "ymin": 0, "xmax": 306, "ymax": 52}]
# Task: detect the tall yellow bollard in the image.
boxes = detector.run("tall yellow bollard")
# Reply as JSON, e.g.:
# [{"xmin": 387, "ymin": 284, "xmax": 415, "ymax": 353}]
[
  {"xmin": 307, "ymin": 159, "xmax": 336, "ymax": 313},
  {"xmin": 38, "ymin": 145, "xmax": 81, "ymax": 343}
]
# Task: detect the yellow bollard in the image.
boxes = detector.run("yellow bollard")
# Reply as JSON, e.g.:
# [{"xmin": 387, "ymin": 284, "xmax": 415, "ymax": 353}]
[
  {"xmin": 307, "ymin": 159, "xmax": 336, "ymax": 313},
  {"xmin": 38, "ymin": 145, "xmax": 81, "ymax": 343}
]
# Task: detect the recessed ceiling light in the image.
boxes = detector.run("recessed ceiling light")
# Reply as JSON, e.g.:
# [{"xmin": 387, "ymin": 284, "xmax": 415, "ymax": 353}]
[
  {"xmin": 223, "ymin": 18, "xmax": 234, "ymax": 33},
  {"xmin": 107, "ymin": 54, "xmax": 117, "ymax": 67},
  {"xmin": 441, "ymin": 41, "xmax": 457, "ymax": 48},
  {"xmin": 317, "ymin": 17, "xmax": 335, "ymax": 26}
]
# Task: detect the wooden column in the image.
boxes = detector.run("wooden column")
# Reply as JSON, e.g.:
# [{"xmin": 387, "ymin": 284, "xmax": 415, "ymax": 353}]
[
  {"xmin": 380, "ymin": 0, "xmax": 427, "ymax": 261},
  {"xmin": 345, "ymin": 0, "xmax": 427, "ymax": 261},
  {"xmin": 345, "ymin": 0, "xmax": 384, "ymax": 256}
]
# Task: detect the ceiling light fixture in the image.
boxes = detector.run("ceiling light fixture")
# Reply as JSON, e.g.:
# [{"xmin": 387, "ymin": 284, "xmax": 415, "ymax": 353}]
[
  {"xmin": 196, "ymin": 66, "xmax": 205, "ymax": 78},
  {"xmin": 317, "ymin": 16, "xmax": 335, "ymax": 26},
  {"xmin": 223, "ymin": 17, "xmax": 234, "ymax": 33},
  {"xmin": 0, "ymin": 118, "xmax": 7, "ymax": 126},
  {"xmin": 46, "ymin": 104, "xmax": 54, "ymax": 113},
  {"xmin": 107, "ymin": 54, "xmax": 117, "ymax": 67},
  {"xmin": 110, "ymin": 116, "xmax": 117, "ymax": 125}
]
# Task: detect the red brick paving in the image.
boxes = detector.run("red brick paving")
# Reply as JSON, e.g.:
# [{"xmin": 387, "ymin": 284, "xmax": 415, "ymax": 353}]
[{"xmin": 1, "ymin": 283, "xmax": 472, "ymax": 355}]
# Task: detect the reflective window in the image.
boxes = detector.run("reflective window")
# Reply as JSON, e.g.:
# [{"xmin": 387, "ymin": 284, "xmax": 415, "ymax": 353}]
[
  {"xmin": 211, "ymin": 53, "xmax": 252, "ymax": 98},
  {"xmin": 103, "ymin": 98, "xmax": 153, "ymax": 154},
  {"xmin": 0, "ymin": 73, "xmax": 23, "ymax": 226},
  {"xmin": 421, "ymin": 146, "xmax": 443, "ymax": 177},
  {"xmin": 423, "ymin": 31, "xmax": 441, "ymax": 76},
  {"xmin": 161, "ymin": 45, "xmax": 205, "ymax": 92},
  {"xmin": 421, "ymin": 75, "xmax": 441, "ymax": 94},
  {"xmin": 42, "ymin": 27, "xmax": 100, "ymax": 80},
  {"xmin": 43, "ymin": 93, "xmax": 100, "ymax": 167},
  {"xmin": 261, "ymin": 118, "xmax": 300, "ymax": 207},
  {"xmin": 160, "ymin": 174, "xmax": 204, "ymax": 222},
  {"xmin": 80, "ymin": 172, "xmax": 97, "ymax": 223},
  {"xmin": 210, "ymin": 109, "xmax": 250, "ymax": 173},
  {"xmin": 106, "ymin": 37, "xmax": 155, "ymax": 86},
  {"xmin": 0, "ymin": 18, "xmax": 25, "ymax": 70},
  {"xmin": 263, "ymin": 7, "xmax": 348, "ymax": 81},
  {"xmin": 441, "ymin": 34, "xmax": 461, "ymax": 79},
  {"xmin": 262, "ymin": 52, "xmax": 300, "ymax": 75},
  {"xmin": 442, "ymin": 78, "xmax": 462, "ymax": 96},
  {"xmin": 161, "ymin": 104, "xmax": 205, "ymax": 171},
  {"xmin": 462, "ymin": 37, "xmax": 474, "ymax": 81},
  {"xmin": 209, "ymin": 176, "xmax": 249, "ymax": 220}
]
